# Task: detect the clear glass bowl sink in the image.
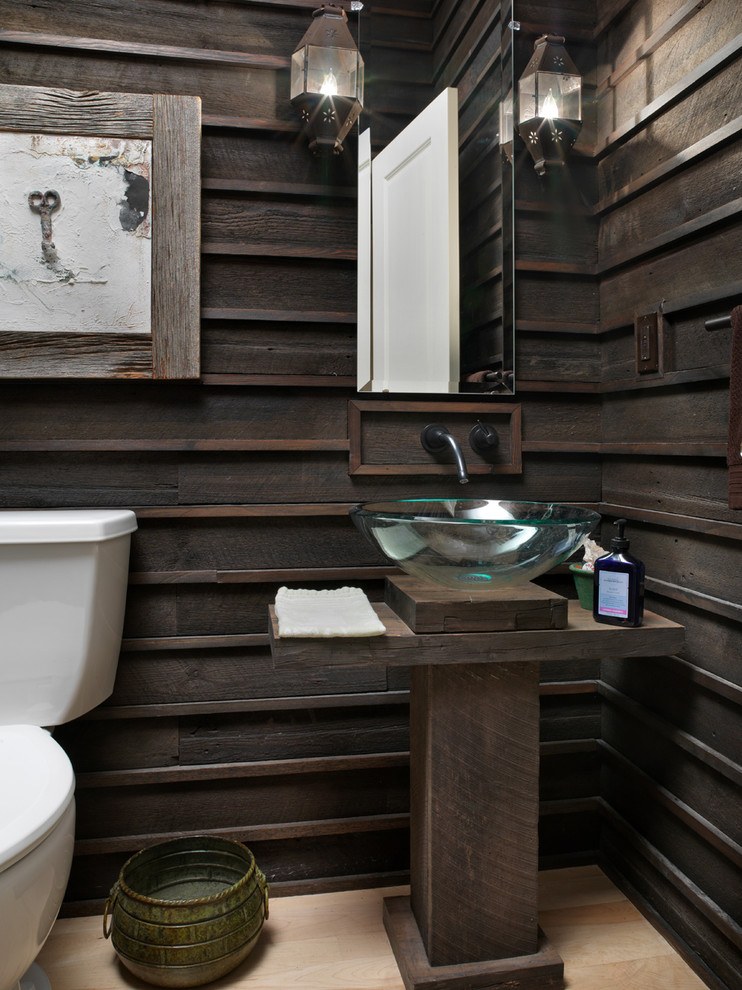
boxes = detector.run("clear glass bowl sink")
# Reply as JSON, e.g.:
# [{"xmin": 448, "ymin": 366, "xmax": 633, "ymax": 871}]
[{"xmin": 351, "ymin": 499, "xmax": 600, "ymax": 591}]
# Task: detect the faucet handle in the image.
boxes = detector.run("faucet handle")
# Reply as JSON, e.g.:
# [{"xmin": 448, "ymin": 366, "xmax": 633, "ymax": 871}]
[{"xmin": 469, "ymin": 421, "xmax": 499, "ymax": 455}]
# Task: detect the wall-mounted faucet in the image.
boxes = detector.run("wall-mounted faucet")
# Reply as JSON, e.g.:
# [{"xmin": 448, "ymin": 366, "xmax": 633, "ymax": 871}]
[{"xmin": 421, "ymin": 424, "xmax": 469, "ymax": 484}]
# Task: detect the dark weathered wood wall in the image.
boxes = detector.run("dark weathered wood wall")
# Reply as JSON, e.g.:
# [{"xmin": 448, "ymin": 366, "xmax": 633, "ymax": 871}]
[
  {"xmin": 510, "ymin": 2, "xmax": 742, "ymax": 985},
  {"xmin": 591, "ymin": 2, "xmax": 742, "ymax": 987},
  {"xmin": 0, "ymin": 0, "xmax": 601, "ymax": 913},
  {"xmin": 0, "ymin": 0, "xmax": 422, "ymax": 905},
  {"xmin": 438, "ymin": 0, "xmax": 604, "ymax": 865},
  {"xmin": 2, "ymin": 2, "xmax": 739, "ymax": 985}
]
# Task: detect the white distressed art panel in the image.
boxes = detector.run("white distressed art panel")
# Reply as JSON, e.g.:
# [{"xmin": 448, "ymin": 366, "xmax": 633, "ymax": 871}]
[{"xmin": 0, "ymin": 133, "xmax": 152, "ymax": 334}]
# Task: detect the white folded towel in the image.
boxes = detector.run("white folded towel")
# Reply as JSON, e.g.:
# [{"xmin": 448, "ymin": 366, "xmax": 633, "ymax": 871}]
[{"xmin": 274, "ymin": 586, "xmax": 386, "ymax": 638}]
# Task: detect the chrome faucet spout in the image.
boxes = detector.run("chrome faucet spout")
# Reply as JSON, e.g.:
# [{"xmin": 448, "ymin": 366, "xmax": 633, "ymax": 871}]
[{"xmin": 420, "ymin": 424, "xmax": 469, "ymax": 484}]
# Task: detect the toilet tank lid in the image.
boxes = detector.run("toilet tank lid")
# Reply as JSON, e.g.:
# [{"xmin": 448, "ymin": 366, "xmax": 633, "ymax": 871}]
[
  {"xmin": 0, "ymin": 509, "xmax": 137, "ymax": 544},
  {"xmin": 0, "ymin": 726, "xmax": 75, "ymax": 874}
]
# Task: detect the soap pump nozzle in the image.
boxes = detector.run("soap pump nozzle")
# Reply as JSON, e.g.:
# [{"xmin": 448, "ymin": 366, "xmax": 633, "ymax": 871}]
[{"xmin": 610, "ymin": 518, "xmax": 630, "ymax": 552}]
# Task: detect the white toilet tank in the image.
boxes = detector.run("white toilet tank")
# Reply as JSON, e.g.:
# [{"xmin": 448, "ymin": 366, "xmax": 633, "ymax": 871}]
[{"xmin": 0, "ymin": 509, "xmax": 137, "ymax": 726}]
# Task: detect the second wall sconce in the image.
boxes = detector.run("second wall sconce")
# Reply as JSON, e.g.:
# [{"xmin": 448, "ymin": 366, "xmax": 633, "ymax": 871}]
[
  {"xmin": 516, "ymin": 34, "xmax": 582, "ymax": 175},
  {"xmin": 290, "ymin": 4, "xmax": 365, "ymax": 155}
]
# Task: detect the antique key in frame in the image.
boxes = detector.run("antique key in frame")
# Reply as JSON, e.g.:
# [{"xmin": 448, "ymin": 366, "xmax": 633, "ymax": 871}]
[{"xmin": 28, "ymin": 189, "xmax": 61, "ymax": 263}]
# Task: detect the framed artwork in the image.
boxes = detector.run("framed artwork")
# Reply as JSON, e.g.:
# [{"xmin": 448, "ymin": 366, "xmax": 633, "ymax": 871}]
[{"xmin": 0, "ymin": 84, "xmax": 201, "ymax": 378}]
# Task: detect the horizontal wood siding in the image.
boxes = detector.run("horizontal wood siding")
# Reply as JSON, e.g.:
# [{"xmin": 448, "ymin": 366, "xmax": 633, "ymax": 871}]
[
  {"xmin": 433, "ymin": 0, "xmax": 604, "ymax": 882},
  {"xmin": 594, "ymin": 1, "xmax": 742, "ymax": 987},
  {"xmin": 0, "ymin": 0, "xmax": 603, "ymax": 914},
  {"xmin": 8, "ymin": 15, "xmax": 738, "ymax": 987},
  {"xmin": 0, "ymin": 0, "xmax": 427, "ymax": 909}
]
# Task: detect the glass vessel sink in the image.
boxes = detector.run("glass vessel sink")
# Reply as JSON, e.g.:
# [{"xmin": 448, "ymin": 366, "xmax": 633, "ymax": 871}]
[{"xmin": 351, "ymin": 499, "xmax": 600, "ymax": 591}]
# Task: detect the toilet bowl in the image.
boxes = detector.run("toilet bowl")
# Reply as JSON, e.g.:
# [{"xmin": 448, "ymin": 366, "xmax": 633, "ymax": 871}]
[
  {"xmin": 0, "ymin": 727, "xmax": 75, "ymax": 990},
  {"xmin": 0, "ymin": 510, "xmax": 137, "ymax": 990}
]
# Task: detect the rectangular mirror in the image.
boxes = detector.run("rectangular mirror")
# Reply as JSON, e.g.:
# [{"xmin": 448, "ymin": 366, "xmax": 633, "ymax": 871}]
[{"xmin": 357, "ymin": 1, "xmax": 515, "ymax": 396}]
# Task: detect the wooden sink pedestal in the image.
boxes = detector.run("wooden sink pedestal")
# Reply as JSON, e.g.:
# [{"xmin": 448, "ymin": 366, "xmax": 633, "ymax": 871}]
[
  {"xmin": 383, "ymin": 578, "xmax": 565, "ymax": 990},
  {"xmin": 269, "ymin": 576, "xmax": 685, "ymax": 990}
]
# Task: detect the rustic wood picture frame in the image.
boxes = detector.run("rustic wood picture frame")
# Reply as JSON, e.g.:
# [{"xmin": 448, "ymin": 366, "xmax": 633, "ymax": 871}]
[{"xmin": 0, "ymin": 83, "xmax": 201, "ymax": 379}]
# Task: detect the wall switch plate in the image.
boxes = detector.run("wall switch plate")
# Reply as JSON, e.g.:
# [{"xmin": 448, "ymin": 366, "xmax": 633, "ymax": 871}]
[{"xmin": 635, "ymin": 311, "xmax": 663, "ymax": 374}]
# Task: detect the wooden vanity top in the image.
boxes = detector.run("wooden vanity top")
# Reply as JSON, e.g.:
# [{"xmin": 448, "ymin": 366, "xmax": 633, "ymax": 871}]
[{"xmin": 268, "ymin": 599, "xmax": 684, "ymax": 668}]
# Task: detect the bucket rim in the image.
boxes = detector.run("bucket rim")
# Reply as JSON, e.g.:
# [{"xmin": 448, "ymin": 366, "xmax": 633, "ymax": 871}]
[{"xmin": 114, "ymin": 836, "xmax": 264, "ymax": 909}]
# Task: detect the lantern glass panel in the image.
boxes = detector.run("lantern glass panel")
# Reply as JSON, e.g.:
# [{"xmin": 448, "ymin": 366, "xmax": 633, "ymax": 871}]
[
  {"xmin": 291, "ymin": 45, "xmax": 363, "ymax": 101},
  {"xmin": 290, "ymin": 49, "xmax": 307, "ymax": 101},
  {"xmin": 535, "ymin": 70, "xmax": 581, "ymax": 120},
  {"xmin": 499, "ymin": 89, "xmax": 514, "ymax": 144},
  {"xmin": 518, "ymin": 71, "xmax": 536, "ymax": 124}
]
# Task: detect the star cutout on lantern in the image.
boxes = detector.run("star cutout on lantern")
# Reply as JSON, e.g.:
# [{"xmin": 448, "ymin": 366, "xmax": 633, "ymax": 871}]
[{"xmin": 323, "ymin": 108, "xmax": 336, "ymax": 123}]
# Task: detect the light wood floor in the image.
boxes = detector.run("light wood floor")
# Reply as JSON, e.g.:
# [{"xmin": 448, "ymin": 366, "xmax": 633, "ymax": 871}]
[{"xmin": 37, "ymin": 866, "xmax": 708, "ymax": 990}]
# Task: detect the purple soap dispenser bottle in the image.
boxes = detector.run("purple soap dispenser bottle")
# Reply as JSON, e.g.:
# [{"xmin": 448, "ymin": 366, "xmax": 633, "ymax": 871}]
[{"xmin": 593, "ymin": 519, "xmax": 645, "ymax": 627}]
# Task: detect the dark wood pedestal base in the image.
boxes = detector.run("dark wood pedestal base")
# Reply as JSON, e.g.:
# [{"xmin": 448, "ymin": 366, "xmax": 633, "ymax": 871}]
[
  {"xmin": 390, "ymin": 660, "xmax": 564, "ymax": 990},
  {"xmin": 384, "ymin": 896, "xmax": 564, "ymax": 990}
]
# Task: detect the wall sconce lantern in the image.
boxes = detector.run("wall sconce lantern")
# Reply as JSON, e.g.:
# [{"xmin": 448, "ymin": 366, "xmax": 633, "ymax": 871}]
[
  {"xmin": 290, "ymin": 4, "xmax": 364, "ymax": 155},
  {"xmin": 516, "ymin": 34, "xmax": 582, "ymax": 175}
]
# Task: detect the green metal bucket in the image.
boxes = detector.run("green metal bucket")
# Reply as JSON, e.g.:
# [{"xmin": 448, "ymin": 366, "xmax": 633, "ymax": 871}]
[{"xmin": 104, "ymin": 836, "xmax": 269, "ymax": 987}]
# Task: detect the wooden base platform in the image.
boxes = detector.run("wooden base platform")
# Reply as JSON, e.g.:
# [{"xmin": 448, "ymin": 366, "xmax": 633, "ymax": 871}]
[
  {"xmin": 384, "ymin": 896, "xmax": 564, "ymax": 990},
  {"xmin": 384, "ymin": 575, "xmax": 568, "ymax": 632}
]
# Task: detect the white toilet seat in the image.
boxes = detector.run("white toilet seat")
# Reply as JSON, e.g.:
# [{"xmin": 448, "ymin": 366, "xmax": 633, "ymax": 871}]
[{"xmin": 0, "ymin": 725, "xmax": 75, "ymax": 874}]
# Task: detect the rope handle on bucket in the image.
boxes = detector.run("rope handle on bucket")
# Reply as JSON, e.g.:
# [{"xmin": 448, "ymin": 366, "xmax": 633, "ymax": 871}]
[
  {"xmin": 256, "ymin": 866, "xmax": 270, "ymax": 920},
  {"xmin": 102, "ymin": 883, "xmax": 119, "ymax": 939}
]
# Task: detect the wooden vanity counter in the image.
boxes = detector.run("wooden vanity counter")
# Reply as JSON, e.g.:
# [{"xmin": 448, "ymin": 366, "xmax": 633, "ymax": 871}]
[
  {"xmin": 269, "ymin": 599, "xmax": 684, "ymax": 668},
  {"xmin": 268, "ymin": 581, "xmax": 684, "ymax": 990}
]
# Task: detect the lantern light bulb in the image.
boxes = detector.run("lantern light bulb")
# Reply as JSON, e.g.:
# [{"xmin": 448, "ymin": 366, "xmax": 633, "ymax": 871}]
[
  {"xmin": 542, "ymin": 90, "xmax": 559, "ymax": 118},
  {"xmin": 320, "ymin": 70, "xmax": 338, "ymax": 96}
]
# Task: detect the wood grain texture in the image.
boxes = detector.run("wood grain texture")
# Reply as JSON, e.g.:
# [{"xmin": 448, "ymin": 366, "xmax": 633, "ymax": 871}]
[
  {"xmin": 410, "ymin": 661, "xmax": 541, "ymax": 964},
  {"xmin": 0, "ymin": 332, "xmax": 153, "ymax": 379},
  {"xmin": 152, "ymin": 93, "xmax": 201, "ymax": 378},
  {"xmin": 596, "ymin": 57, "xmax": 742, "ymax": 204},
  {"xmin": 590, "ymin": 3, "xmax": 742, "ymax": 955},
  {"xmin": 0, "ymin": 81, "xmax": 153, "ymax": 135},
  {"xmin": 0, "ymin": 1, "xmax": 310, "ymax": 60},
  {"xmin": 384, "ymin": 898, "xmax": 564, "ymax": 988},
  {"xmin": 348, "ymin": 399, "xmax": 523, "ymax": 475},
  {"xmin": 269, "ymin": 602, "xmax": 685, "ymax": 669},
  {"xmin": 0, "ymin": 29, "xmax": 292, "ymax": 69},
  {"xmin": 599, "ymin": 226, "xmax": 742, "ymax": 331},
  {"xmin": 0, "ymin": 383, "xmax": 351, "ymax": 442},
  {"xmin": 0, "ymin": 47, "xmax": 293, "ymax": 122},
  {"xmin": 37, "ymin": 868, "xmax": 711, "ymax": 989},
  {"xmin": 385, "ymin": 574, "xmax": 568, "ymax": 632}
]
